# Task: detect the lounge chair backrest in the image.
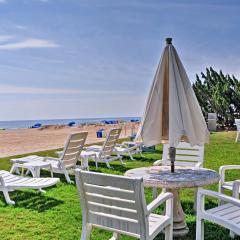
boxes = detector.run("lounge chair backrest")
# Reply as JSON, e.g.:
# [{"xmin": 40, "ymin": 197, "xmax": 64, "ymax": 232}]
[
  {"xmin": 76, "ymin": 170, "xmax": 148, "ymax": 238},
  {"xmin": 235, "ymin": 119, "xmax": 240, "ymax": 132},
  {"xmin": 162, "ymin": 142, "xmax": 204, "ymax": 168},
  {"xmin": 61, "ymin": 132, "xmax": 88, "ymax": 168},
  {"xmin": 101, "ymin": 128, "xmax": 121, "ymax": 157}
]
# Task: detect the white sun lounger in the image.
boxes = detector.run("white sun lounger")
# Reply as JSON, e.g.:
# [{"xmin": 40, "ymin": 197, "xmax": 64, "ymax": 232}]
[
  {"xmin": 82, "ymin": 128, "xmax": 124, "ymax": 168},
  {"xmin": 0, "ymin": 170, "xmax": 59, "ymax": 205}
]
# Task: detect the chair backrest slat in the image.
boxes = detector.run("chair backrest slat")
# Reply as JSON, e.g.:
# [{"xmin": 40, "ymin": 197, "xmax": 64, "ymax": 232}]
[
  {"xmin": 101, "ymin": 128, "xmax": 121, "ymax": 157},
  {"xmin": 76, "ymin": 170, "xmax": 147, "ymax": 237},
  {"xmin": 162, "ymin": 142, "xmax": 204, "ymax": 167},
  {"xmin": 61, "ymin": 132, "xmax": 88, "ymax": 167}
]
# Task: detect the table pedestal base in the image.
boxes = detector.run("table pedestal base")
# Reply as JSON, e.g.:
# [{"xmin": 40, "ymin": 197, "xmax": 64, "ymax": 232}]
[{"xmin": 167, "ymin": 188, "xmax": 189, "ymax": 237}]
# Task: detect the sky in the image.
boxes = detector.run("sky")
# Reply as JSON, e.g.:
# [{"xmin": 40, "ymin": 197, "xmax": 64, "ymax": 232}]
[{"xmin": 0, "ymin": 0, "xmax": 240, "ymax": 121}]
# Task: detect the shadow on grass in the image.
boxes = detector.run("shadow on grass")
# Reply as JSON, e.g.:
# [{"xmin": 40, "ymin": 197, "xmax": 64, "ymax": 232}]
[{"xmin": 0, "ymin": 190, "xmax": 64, "ymax": 212}]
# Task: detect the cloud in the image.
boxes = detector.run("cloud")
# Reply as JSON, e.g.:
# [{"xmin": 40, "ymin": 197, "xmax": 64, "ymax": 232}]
[
  {"xmin": 0, "ymin": 35, "xmax": 14, "ymax": 43},
  {"xmin": 0, "ymin": 84, "xmax": 132, "ymax": 95},
  {"xmin": 16, "ymin": 25, "xmax": 27, "ymax": 30},
  {"xmin": 0, "ymin": 38, "xmax": 59, "ymax": 50}
]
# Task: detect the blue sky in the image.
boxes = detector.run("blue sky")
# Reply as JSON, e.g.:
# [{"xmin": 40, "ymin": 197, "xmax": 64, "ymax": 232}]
[{"xmin": 0, "ymin": 0, "xmax": 240, "ymax": 120}]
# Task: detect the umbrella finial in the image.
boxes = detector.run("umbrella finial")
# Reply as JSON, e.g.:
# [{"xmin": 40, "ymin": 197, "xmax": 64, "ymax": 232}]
[{"xmin": 165, "ymin": 38, "xmax": 172, "ymax": 45}]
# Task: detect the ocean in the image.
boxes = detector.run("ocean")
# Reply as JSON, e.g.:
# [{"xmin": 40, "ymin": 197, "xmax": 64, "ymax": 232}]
[{"xmin": 0, "ymin": 117, "xmax": 141, "ymax": 129}]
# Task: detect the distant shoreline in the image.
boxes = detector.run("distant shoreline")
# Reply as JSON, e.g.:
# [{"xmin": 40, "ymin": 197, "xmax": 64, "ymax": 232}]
[
  {"xmin": 0, "ymin": 117, "xmax": 141, "ymax": 130},
  {"xmin": 0, "ymin": 122, "xmax": 140, "ymax": 158}
]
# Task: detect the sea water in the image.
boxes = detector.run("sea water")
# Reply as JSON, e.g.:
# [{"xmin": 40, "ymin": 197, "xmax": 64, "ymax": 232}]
[{"xmin": 0, "ymin": 117, "xmax": 140, "ymax": 129}]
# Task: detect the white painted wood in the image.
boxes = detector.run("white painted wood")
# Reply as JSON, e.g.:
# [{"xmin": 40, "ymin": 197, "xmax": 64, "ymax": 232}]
[
  {"xmin": 114, "ymin": 141, "xmax": 143, "ymax": 160},
  {"xmin": 153, "ymin": 142, "xmax": 204, "ymax": 212},
  {"xmin": 219, "ymin": 165, "xmax": 240, "ymax": 201},
  {"xmin": 12, "ymin": 132, "xmax": 88, "ymax": 183},
  {"xmin": 196, "ymin": 189, "xmax": 240, "ymax": 239},
  {"xmin": 43, "ymin": 132, "xmax": 88, "ymax": 183},
  {"xmin": 75, "ymin": 170, "xmax": 173, "ymax": 240},
  {"xmin": 235, "ymin": 119, "xmax": 240, "ymax": 142},
  {"xmin": 81, "ymin": 128, "xmax": 124, "ymax": 169},
  {"xmin": 0, "ymin": 170, "xmax": 59, "ymax": 205}
]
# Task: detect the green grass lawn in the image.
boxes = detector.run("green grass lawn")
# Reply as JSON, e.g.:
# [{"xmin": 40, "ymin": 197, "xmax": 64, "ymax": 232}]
[{"xmin": 0, "ymin": 131, "xmax": 240, "ymax": 240}]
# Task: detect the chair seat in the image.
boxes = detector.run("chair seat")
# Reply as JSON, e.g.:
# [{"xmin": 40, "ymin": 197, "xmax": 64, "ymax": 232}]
[
  {"xmin": 81, "ymin": 150, "xmax": 98, "ymax": 158},
  {"xmin": 84, "ymin": 145, "xmax": 102, "ymax": 152},
  {"xmin": 206, "ymin": 203, "xmax": 240, "ymax": 235},
  {"xmin": 0, "ymin": 170, "xmax": 59, "ymax": 189},
  {"xmin": 114, "ymin": 146, "xmax": 128, "ymax": 153},
  {"xmin": 149, "ymin": 214, "xmax": 170, "ymax": 238}
]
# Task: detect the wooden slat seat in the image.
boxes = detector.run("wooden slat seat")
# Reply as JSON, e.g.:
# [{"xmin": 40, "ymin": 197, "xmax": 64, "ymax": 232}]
[
  {"xmin": 196, "ymin": 189, "xmax": 240, "ymax": 239},
  {"xmin": 0, "ymin": 170, "xmax": 59, "ymax": 205}
]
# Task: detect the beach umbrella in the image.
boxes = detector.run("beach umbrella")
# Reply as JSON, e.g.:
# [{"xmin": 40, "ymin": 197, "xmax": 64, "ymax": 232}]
[{"xmin": 136, "ymin": 38, "xmax": 209, "ymax": 172}]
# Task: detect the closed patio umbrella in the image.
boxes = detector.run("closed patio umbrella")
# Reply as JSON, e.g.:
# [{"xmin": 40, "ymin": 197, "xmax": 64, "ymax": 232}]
[{"xmin": 136, "ymin": 38, "xmax": 209, "ymax": 172}]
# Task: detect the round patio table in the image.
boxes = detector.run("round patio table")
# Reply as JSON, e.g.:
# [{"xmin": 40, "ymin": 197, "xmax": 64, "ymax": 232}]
[{"xmin": 125, "ymin": 166, "xmax": 219, "ymax": 237}]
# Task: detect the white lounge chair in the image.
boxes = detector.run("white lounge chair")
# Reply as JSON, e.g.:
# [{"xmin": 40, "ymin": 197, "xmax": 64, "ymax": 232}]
[
  {"xmin": 75, "ymin": 170, "xmax": 173, "ymax": 240},
  {"xmin": 114, "ymin": 140, "xmax": 143, "ymax": 160},
  {"xmin": 0, "ymin": 170, "xmax": 59, "ymax": 205},
  {"xmin": 153, "ymin": 142, "xmax": 204, "ymax": 210},
  {"xmin": 82, "ymin": 128, "xmax": 124, "ymax": 168},
  {"xmin": 42, "ymin": 132, "xmax": 88, "ymax": 183},
  {"xmin": 196, "ymin": 182, "xmax": 240, "ymax": 240},
  {"xmin": 235, "ymin": 119, "xmax": 240, "ymax": 142}
]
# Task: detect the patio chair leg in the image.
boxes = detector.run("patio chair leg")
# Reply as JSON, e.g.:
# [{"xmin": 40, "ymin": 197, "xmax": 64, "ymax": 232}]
[
  {"xmin": 110, "ymin": 232, "xmax": 120, "ymax": 240},
  {"xmin": 64, "ymin": 170, "xmax": 73, "ymax": 184},
  {"xmin": 81, "ymin": 223, "xmax": 92, "ymax": 240},
  {"xmin": 38, "ymin": 188, "xmax": 46, "ymax": 194},
  {"xmin": 129, "ymin": 152, "xmax": 135, "ymax": 160},
  {"xmin": 193, "ymin": 188, "xmax": 198, "ymax": 212},
  {"xmin": 119, "ymin": 156, "xmax": 125, "ymax": 165},
  {"xmin": 106, "ymin": 162, "xmax": 112, "ymax": 169},
  {"xmin": 152, "ymin": 187, "xmax": 158, "ymax": 199},
  {"xmin": 164, "ymin": 223, "xmax": 173, "ymax": 240},
  {"xmin": 2, "ymin": 190, "xmax": 15, "ymax": 205},
  {"xmin": 196, "ymin": 218, "xmax": 204, "ymax": 240},
  {"xmin": 236, "ymin": 132, "xmax": 239, "ymax": 142}
]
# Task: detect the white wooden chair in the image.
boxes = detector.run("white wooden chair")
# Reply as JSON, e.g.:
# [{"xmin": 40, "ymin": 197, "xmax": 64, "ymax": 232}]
[
  {"xmin": 153, "ymin": 142, "xmax": 204, "ymax": 210},
  {"xmin": 219, "ymin": 165, "xmax": 240, "ymax": 198},
  {"xmin": 235, "ymin": 119, "xmax": 240, "ymax": 142},
  {"xmin": 196, "ymin": 182, "xmax": 240, "ymax": 240},
  {"xmin": 75, "ymin": 170, "xmax": 173, "ymax": 240},
  {"xmin": 82, "ymin": 128, "xmax": 124, "ymax": 168},
  {"xmin": 44, "ymin": 132, "xmax": 88, "ymax": 183},
  {"xmin": 114, "ymin": 140, "xmax": 143, "ymax": 160},
  {"xmin": 0, "ymin": 170, "xmax": 59, "ymax": 205}
]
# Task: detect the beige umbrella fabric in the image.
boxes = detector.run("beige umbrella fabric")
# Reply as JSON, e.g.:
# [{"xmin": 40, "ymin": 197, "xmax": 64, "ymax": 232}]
[{"xmin": 136, "ymin": 38, "xmax": 209, "ymax": 171}]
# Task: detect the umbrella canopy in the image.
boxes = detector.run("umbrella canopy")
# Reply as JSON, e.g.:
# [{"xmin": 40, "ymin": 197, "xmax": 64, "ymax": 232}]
[{"xmin": 137, "ymin": 38, "xmax": 209, "ymax": 149}]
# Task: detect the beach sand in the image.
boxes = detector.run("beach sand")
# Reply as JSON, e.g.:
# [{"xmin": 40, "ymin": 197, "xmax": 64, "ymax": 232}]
[{"xmin": 0, "ymin": 122, "xmax": 140, "ymax": 158}]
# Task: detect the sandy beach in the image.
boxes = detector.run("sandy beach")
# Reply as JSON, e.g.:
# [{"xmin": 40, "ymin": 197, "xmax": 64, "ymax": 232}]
[{"xmin": 0, "ymin": 122, "xmax": 140, "ymax": 158}]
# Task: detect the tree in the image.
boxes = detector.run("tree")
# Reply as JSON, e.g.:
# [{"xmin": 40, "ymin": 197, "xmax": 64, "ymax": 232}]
[{"xmin": 192, "ymin": 67, "xmax": 240, "ymax": 129}]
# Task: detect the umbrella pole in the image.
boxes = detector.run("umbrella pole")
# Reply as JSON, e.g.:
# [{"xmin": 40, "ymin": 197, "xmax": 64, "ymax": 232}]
[{"xmin": 169, "ymin": 147, "xmax": 176, "ymax": 173}]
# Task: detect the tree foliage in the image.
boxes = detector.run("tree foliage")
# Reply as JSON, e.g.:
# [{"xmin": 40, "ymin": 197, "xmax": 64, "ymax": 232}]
[{"xmin": 193, "ymin": 67, "xmax": 240, "ymax": 128}]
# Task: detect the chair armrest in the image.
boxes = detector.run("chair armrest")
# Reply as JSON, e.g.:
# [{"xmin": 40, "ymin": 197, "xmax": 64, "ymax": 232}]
[
  {"xmin": 153, "ymin": 160, "xmax": 164, "ymax": 166},
  {"xmin": 233, "ymin": 180, "xmax": 240, "ymax": 198},
  {"xmin": 195, "ymin": 162, "xmax": 203, "ymax": 168},
  {"xmin": 44, "ymin": 157, "xmax": 61, "ymax": 162},
  {"xmin": 0, "ymin": 175, "xmax": 5, "ymax": 187},
  {"xmin": 147, "ymin": 192, "xmax": 173, "ymax": 215},
  {"xmin": 219, "ymin": 165, "xmax": 240, "ymax": 184},
  {"xmin": 198, "ymin": 189, "xmax": 240, "ymax": 209}
]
